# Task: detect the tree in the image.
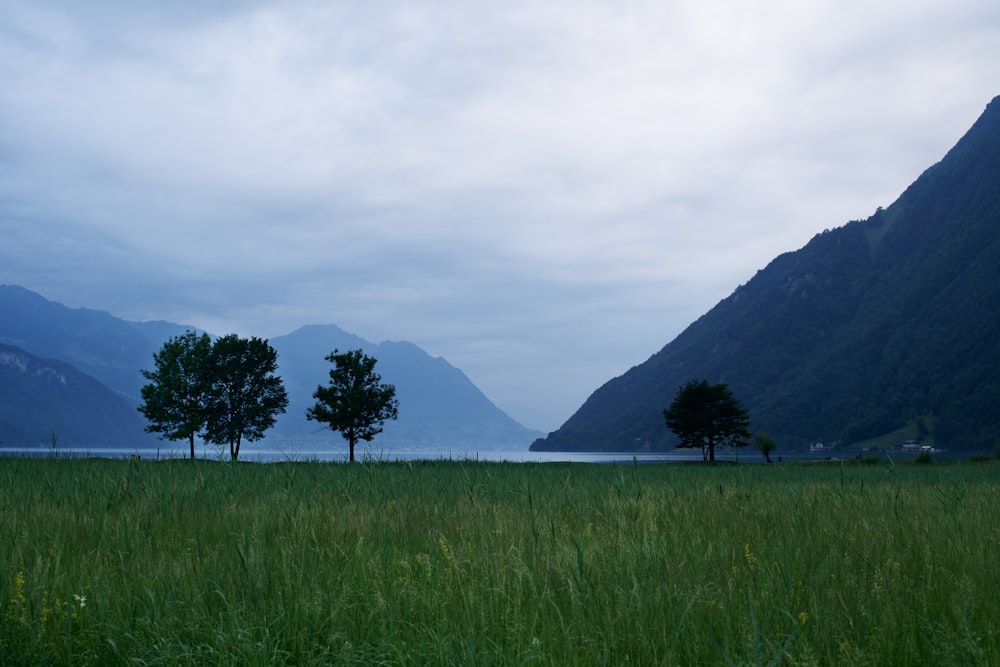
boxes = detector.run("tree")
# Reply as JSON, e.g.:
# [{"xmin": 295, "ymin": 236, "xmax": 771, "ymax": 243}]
[
  {"xmin": 139, "ymin": 331, "xmax": 213, "ymax": 460},
  {"xmin": 753, "ymin": 432, "xmax": 778, "ymax": 463},
  {"xmin": 663, "ymin": 379, "xmax": 750, "ymax": 462},
  {"xmin": 204, "ymin": 334, "xmax": 289, "ymax": 461},
  {"xmin": 307, "ymin": 348, "xmax": 399, "ymax": 462}
]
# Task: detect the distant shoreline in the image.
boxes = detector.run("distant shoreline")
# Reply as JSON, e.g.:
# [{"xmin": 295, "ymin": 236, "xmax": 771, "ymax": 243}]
[{"xmin": 0, "ymin": 445, "xmax": 979, "ymax": 464}]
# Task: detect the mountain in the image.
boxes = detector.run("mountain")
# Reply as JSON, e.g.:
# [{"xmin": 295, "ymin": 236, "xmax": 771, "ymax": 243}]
[
  {"xmin": 0, "ymin": 284, "xmax": 197, "ymax": 403},
  {"xmin": 0, "ymin": 343, "xmax": 155, "ymax": 449},
  {"xmin": 269, "ymin": 325, "xmax": 541, "ymax": 448},
  {"xmin": 533, "ymin": 95, "xmax": 1000, "ymax": 453},
  {"xmin": 0, "ymin": 286, "xmax": 540, "ymax": 451}
]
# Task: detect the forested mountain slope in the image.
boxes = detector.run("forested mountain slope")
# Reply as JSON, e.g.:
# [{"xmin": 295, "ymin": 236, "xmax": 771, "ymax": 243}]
[
  {"xmin": 0, "ymin": 343, "xmax": 155, "ymax": 449},
  {"xmin": 533, "ymin": 95, "xmax": 1000, "ymax": 452}
]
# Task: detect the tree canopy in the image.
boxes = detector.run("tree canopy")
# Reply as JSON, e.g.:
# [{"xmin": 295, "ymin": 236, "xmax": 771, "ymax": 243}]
[
  {"xmin": 307, "ymin": 348, "xmax": 398, "ymax": 462},
  {"xmin": 204, "ymin": 334, "xmax": 289, "ymax": 461},
  {"xmin": 663, "ymin": 379, "xmax": 750, "ymax": 462},
  {"xmin": 138, "ymin": 331, "xmax": 213, "ymax": 459},
  {"xmin": 139, "ymin": 332, "xmax": 287, "ymax": 460},
  {"xmin": 753, "ymin": 432, "xmax": 778, "ymax": 463}
]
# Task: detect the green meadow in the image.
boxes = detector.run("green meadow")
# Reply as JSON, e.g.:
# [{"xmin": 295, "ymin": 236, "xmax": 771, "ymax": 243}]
[{"xmin": 1, "ymin": 456, "xmax": 997, "ymax": 665}]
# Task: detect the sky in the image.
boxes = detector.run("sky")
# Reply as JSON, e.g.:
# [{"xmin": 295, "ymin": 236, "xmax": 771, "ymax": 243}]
[{"xmin": 1, "ymin": 1, "xmax": 999, "ymax": 432}]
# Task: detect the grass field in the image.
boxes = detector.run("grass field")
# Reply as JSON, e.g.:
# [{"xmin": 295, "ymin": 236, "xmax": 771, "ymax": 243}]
[{"xmin": 1, "ymin": 456, "xmax": 997, "ymax": 665}]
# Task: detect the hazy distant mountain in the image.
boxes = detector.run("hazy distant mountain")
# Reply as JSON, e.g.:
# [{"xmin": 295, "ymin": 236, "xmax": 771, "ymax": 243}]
[
  {"xmin": 0, "ymin": 286, "xmax": 540, "ymax": 451},
  {"xmin": 533, "ymin": 94, "xmax": 1000, "ymax": 453},
  {"xmin": 0, "ymin": 343, "xmax": 155, "ymax": 449},
  {"xmin": 269, "ymin": 325, "xmax": 541, "ymax": 449},
  {"xmin": 0, "ymin": 284, "xmax": 197, "ymax": 403}
]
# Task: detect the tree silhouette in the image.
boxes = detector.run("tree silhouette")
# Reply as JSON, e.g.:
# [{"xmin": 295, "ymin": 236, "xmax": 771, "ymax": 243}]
[
  {"xmin": 140, "ymin": 332, "xmax": 288, "ymax": 461},
  {"xmin": 664, "ymin": 380, "xmax": 750, "ymax": 462},
  {"xmin": 307, "ymin": 349, "xmax": 398, "ymax": 462},
  {"xmin": 753, "ymin": 432, "xmax": 778, "ymax": 463},
  {"xmin": 139, "ymin": 331, "xmax": 213, "ymax": 460},
  {"xmin": 204, "ymin": 334, "xmax": 288, "ymax": 461}
]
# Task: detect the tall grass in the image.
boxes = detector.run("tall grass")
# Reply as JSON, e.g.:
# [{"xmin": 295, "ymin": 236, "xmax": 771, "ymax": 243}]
[{"xmin": 1, "ymin": 457, "xmax": 997, "ymax": 665}]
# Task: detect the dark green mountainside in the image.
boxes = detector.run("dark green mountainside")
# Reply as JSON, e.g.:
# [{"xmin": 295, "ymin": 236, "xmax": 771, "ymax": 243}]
[
  {"xmin": 533, "ymin": 95, "xmax": 1000, "ymax": 453},
  {"xmin": 0, "ymin": 343, "xmax": 155, "ymax": 449}
]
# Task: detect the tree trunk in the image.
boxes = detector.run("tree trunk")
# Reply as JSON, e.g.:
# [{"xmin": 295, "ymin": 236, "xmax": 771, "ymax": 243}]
[
  {"xmin": 189, "ymin": 433, "xmax": 195, "ymax": 460},
  {"xmin": 349, "ymin": 436, "xmax": 356, "ymax": 463}
]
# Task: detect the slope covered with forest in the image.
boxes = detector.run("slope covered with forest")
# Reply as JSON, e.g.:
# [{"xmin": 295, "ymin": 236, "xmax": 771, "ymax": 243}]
[
  {"xmin": 0, "ymin": 343, "xmax": 155, "ymax": 449},
  {"xmin": 533, "ymin": 95, "xmax": 1000, "ymax": 453}
]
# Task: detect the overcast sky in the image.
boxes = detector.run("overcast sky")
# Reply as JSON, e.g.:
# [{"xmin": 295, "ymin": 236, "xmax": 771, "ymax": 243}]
[{"xmin": 1, "ymin": 1, "xmax": 998, "ymax": 432}]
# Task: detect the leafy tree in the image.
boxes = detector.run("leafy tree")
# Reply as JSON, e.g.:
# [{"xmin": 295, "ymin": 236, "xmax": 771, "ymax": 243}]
[
  {"xmin": 663, "ymin": 379, "xmax": 750, "ymax": 462},
  {"xmin": 307, "ymin": 348, "xmax": 399, "ymax": 463},
  {"xmin": 139, "ymin": 331, "xmax": 213, "ymax": 460},
  {"xmin": 753, "ymin": 431, "xmax": 778, "ymax": 463},
  {"xmin": 204, "ymin": 334, "xmax": 289, "ymax": 461}
]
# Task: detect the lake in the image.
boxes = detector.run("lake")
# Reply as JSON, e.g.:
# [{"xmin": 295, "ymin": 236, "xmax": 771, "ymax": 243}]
[{"xmin": 0, "ymin": 442, "xmax": 928, "ymax": 463}]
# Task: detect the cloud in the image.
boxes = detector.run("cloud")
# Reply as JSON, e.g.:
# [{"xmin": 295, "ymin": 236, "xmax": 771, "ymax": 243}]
[{"xmin": 1, "ymin": 0, "xmax": 999, "ymax": 430}]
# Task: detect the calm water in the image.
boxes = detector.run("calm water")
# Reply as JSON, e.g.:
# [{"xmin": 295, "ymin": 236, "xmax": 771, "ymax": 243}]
[
  {"xmin": 0, "ymin": 442, "xmax": 928, "ymax": 464},
  {"xmin": 1, "ymin": 444, "xmax": 712, "ymax": 464}
]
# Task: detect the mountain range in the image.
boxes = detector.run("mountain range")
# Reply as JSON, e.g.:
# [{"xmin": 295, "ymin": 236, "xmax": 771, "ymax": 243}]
[
  {"xmin": 0, "ymin": 285, "xmax": 540, "ymax": 452},
  {"xmin": 6, "ymin": 95, "xmax": 999, "ymax": 456},
  {"xmin": 267, "ymin": 324, "xmax": 539, "ymax": 448},
  {"xmin": 533, "ymin": 94, "xmax": 1000, "ymax": 453}
]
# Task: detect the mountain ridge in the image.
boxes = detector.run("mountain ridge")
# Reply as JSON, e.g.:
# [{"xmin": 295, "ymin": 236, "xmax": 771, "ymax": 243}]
[
  {"xmin": 0, "ymin": 284, "xmax": 200, "ymax": 403},
  {"xmin": 533, "ymin": 94, "xmax": 1000, "ymax": 453},
  {"xmin": 0, "ymin": 342, "xmax": 156, "ymax": 449},
  {"xmin": 269, "ymin": 324, "xmax": 539, "ymax": 448},
  {"xmin": 0, "ymin": 287, "xmax": 540, "ymax": 451}
]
